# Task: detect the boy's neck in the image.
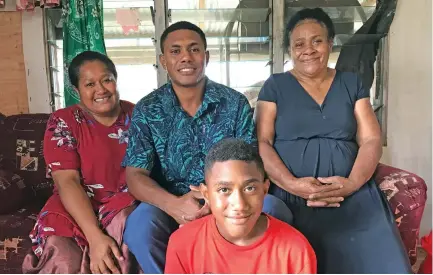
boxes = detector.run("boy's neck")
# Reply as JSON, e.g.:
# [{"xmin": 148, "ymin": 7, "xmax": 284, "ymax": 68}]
[{"xmin": 217, "ymin": 214, "xmax": 269, "ymax": 246}]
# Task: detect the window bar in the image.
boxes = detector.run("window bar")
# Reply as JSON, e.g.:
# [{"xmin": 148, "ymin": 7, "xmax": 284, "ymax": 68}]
[
  {"xmin": 272, "ymin": 0, "xmax": 284, "ymax": 74},
  {"xmin": 268, "ymin": 0, "xmax": 273, "ymax": 73},
  {"xmin": 154, "ymin": 0, "xmax": 169, "ymax": 87},
  {"xmin": 377, "ymin": 36, "xmax": 389, "ymax": 146}
]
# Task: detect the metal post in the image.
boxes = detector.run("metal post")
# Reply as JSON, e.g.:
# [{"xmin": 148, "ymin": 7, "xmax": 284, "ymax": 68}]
[
  {"xmin": 272, "ymin": 0, "xmax": 285, "ymax": 74},
  {"xmin": 43, "ymin": 9, "xmax": 56, "ymax": 112},
  {"xmin": 154, "ymin": 0, "xmax": 169, "ymax": 87}
]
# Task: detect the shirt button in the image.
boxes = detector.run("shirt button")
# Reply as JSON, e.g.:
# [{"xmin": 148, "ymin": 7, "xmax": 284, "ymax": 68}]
[{"xmin": 322, "ymin": 116, "xmax": 327, "ymax": 119}]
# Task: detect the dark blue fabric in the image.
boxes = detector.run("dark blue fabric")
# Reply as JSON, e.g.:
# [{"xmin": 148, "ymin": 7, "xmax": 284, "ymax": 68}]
[
  {"xmin": 259, "ymin": 71, "xmax": 368, "ymax": 179},
  {"xmin": 124, "ymin": 195, "xmax": 294, "ymax": 274},
  {"xmin": 258, "ymin": 71, "xmax": 411, "ymax": 273}
]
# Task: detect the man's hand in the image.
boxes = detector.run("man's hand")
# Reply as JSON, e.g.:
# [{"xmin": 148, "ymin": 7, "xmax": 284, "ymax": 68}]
[
  {"xmin": 306, "ymin": 176, "xmax": 359, "ymax": 207},
  {"xmin": 88, "ymin": 232, "xmax": 123, "ymax": 274},
  {"xmin": 169, "ymin": 185, "xmax": 211, "ymax": 225},
  {"xmin": 183, "ymin": 185, "xmax": 211, "ymax": 222}
]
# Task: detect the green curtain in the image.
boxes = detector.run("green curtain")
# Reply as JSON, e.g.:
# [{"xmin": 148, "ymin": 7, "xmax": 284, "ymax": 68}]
[{"xmin": 62, "ymin": 0, "xmax": 106, "ymax": 107}]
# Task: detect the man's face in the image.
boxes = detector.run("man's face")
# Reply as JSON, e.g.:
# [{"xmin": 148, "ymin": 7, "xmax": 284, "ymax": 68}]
[
  {"xmin": 159, "ymin": 29, "xmax": 209, "ymax": 88},
  {"xmin": 200, "ymin": 160, "xmax": 269, "ymax": 243}
]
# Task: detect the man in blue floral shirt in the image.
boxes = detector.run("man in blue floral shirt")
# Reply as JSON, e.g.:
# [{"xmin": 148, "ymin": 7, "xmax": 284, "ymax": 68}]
[{"xmin": 122, "ymin": 21, "xmax": 293, "ymax": 273}]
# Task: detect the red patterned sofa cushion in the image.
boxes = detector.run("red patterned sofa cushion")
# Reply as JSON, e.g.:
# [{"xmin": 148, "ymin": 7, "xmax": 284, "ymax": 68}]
[
  {"xmin": 375, "ymin": 163, "xmax": 428, "ymax": 265},
  {"xmin": 0, "ymin": 208, "xmax": 39, "ymax": 274}
]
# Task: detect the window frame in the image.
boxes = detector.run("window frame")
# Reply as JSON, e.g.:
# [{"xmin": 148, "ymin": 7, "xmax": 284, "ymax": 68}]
[{"xmin": 44, "ymin": 0, "xmax": 388, "ymax": 144}]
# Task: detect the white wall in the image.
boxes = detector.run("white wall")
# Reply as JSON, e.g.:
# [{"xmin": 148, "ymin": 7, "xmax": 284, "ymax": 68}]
[
  {"xmin": 22, "ymin": 9, "xmax": 51, "ymax": 113},
  {"xmin": 381, "ymin": 0, "xmax": 432, "ymax": 237}
]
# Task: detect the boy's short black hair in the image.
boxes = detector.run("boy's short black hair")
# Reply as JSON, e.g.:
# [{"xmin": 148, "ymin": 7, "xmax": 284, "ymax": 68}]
[
  {"xmin": 68, "ymin": 51, "xmax": 117, "ymax": 88},
  {"xmin": 284, "ymin": 7, "xmax": 335, "ymax": 49},
  {"xmin": 160, "ymin": 21, "xmax": 207, "ymax": 53},
  {"xmin": 204, "ymin": 138, "xmax": 265, "ymax": 179}
]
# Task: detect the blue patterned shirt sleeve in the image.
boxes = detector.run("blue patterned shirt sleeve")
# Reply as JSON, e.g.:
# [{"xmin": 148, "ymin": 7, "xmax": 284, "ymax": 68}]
[
  {"xmin": 235, "ymin": 95, "xmax": 258, "ymax": 146},
  {"xmin": 121, "ymin": 105, "xmax": 155, "ymax": 171}
]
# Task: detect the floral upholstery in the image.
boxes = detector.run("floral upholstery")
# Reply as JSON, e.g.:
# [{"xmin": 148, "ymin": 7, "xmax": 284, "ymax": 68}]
[{"xmin": 376, "ymin": 163, "xmax": 428, "ymax": 265}]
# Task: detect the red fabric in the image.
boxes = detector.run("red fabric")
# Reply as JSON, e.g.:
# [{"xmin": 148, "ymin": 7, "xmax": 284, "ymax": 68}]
[
  {"xmin": 419, "ymin": 231, "xmax": 432, "ymax": 274},
  {"xmin": 165, "ymin": 215, "xmax": 317, "ymax": 274},
  {"xmin": 375, "ymin": 163, "xmax": 428, "ymax": 265},
  {"xmin": 29, "ymin": 101, "xmax": 136, "ymax": 256}
]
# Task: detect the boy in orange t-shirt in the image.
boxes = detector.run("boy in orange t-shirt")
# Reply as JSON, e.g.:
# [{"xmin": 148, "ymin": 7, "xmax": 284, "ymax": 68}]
[{"xmin": 165, "ymin": 138, "xmax": 316, "ymax": 274}]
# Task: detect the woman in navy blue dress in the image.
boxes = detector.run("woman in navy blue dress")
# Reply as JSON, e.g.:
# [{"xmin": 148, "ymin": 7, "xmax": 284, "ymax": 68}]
[{"xmin": 255, "ymin": 8, "xmax": 411, "ymax": 274}]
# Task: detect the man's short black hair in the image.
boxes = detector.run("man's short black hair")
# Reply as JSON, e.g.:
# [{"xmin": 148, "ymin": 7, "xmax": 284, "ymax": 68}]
[
  {"xmin": 204, "ymin": 138, "xmax": 265, "ymax": 179},
  {"xmin": 284, "ymin": 7, "xmax": 335, "ymax": 50},
  {"xmin": 160, "ymin": 21, "xmax": 207, "ymax": 53},
  {"xmin": 68, "ymin": 51, "xmax": 117, "ymax": 88}
]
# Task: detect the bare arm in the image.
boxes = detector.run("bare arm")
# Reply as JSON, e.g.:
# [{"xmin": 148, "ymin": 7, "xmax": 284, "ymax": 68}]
[
  {"xmin": 122, "ymin": 109, "xmax": 184, "ymax": 218},
  {"xmin": 126, "ymin": 167, "xmax": 178, "ymax": 215},
  {"xmin": 126, "ymin": 167, "xmax": 205, "ymax": 224},
  {"xmin": 255, "ymin": 101, "xmax": 297, "ymax": 191},
  {"xmin": 53, "ymin": 170, "xmax": 103, "ymax": 241},
  {"xmin": 349, "ymin": 98, "xmax": 383, "ymax": 188},
  {"xmin": 123, "ymin": 107, "xmax": 206, "ymax": 224},
  {"xmin": 53, "ymin": 170, "xmax": 126, "ymax": 273}
]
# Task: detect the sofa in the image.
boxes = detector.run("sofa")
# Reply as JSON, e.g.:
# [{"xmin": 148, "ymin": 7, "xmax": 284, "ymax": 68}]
[{"xmin": 0, "ymin": 112, "xmax": 428, "ymax": 273}]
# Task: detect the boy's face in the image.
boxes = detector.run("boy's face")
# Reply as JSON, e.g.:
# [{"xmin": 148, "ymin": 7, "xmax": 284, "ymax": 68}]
[{"xmin": 200, "ymin": 160, "xmax": 270, "ymax": 243}]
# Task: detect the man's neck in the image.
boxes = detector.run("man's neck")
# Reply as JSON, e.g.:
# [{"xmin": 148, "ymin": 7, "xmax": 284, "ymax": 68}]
[{"xmin": 172, "ymin": 79, "xmax": 206, "ymax": 117}]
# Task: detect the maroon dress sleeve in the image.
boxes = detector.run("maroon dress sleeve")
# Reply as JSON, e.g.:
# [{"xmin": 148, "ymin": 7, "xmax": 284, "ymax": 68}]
[{"xmin": 43, "ymin": 109, "xmax": 80, "ymax": 175}]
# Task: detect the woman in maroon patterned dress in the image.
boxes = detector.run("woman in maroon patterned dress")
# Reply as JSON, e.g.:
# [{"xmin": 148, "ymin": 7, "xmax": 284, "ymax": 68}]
[{"xmin": 22, "ymin": 51, "xmax": 137, "ymax": 273}]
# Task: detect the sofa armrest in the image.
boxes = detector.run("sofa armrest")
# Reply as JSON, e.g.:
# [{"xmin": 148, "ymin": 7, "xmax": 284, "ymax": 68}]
[
  {"xmin": 374, "ymin": 163, "xmax": 428, "ymax": 265},
  {"xmin": 375, "ymin": 163, "xmax": 427, "ymax": 211}
]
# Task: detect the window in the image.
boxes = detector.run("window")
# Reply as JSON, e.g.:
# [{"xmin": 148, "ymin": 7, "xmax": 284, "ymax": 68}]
[
  {"xmin": 45, "ymin": 13, "xmax": 64, "ymax": 109},
  {"xmin": 167, "ymin": 0, "xmax": 272, "ymax": 107},
  {"xmin": 46, "ymin": 0, "xmax": 157, "ymax": 109},
  {"xmin": 46, "ymin": 0, "xmax": 387, "ymax": 141},
  {"xmin": 46, "ymin": 0, "xmax": 273, "ymax": 109},
  {"xmin": 104, "ymin": 0, "xmax": 157, "ymax": 103}
]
